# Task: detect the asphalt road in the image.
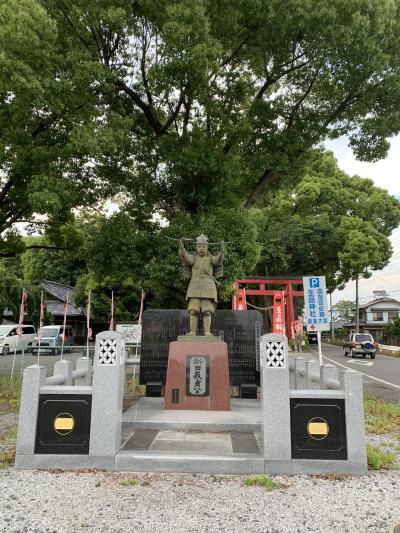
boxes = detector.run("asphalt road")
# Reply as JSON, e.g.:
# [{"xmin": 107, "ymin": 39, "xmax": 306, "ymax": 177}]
[
  {"xmin": 307, "ymin": 342, "xmax": 400, "ymax": 403},
  {"xmin": 0, "ymin": 351, "xmax": 85, "ymax": 377}
]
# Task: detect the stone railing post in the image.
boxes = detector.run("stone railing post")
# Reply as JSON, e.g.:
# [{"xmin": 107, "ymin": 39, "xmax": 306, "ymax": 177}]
[
  {"xmin": 294, "ymin": 357, "xmax": 306, "ymax": 389},
  {"xmin": 89, "ymin": 331, "xmax": 125, "ymax": 458},
  {"xmin": 320, "ymin": 363, "xmax": 339, "ymax": 390},
  {"xmin": 342, "ymin": 369, "xmax": 367, "ymax": 471},
  {"xmin": 16, "ymin": 365, "xmax": 47, "ymax": 458},
  {"xmin": 54, "ymin": 359, "xmax": 73, "ymax": 385},
  {"xmin": 261, "ymin": 333, "xmax": 291, "ymax": 463},
  {"xmin": 306, "ymin": 360, "xmax": 320, "ymax": 389},
  {"xmin": 74, "ymin": 357, "xmax": 93, "ymax": 386}
]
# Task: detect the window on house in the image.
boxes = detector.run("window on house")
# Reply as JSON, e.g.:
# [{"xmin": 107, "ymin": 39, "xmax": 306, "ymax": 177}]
[
  {"xmin": 388, "ymin": 311, "xmax": 399, "ymax": 321},
  {"xmin": 372, "ymin": 312, "xmax": 384, "ymax": 321}
]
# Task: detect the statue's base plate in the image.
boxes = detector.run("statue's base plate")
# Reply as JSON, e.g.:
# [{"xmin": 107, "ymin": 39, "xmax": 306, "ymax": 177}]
[{"xmin": 177, "ymin": 335, "xmax": 221, "ymax": 342}]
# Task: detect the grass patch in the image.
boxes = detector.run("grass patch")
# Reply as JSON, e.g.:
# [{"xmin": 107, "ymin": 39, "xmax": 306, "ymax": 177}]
[
  {"xmin": 2, "ymin": 426, "xmax": 18, "ymax": 445},
  {"xmin": 244, "ymin": 475, "xmax": 281, "ymax": 491},
  {"xmin": 0, "ymin": 376, "xmax": 22, "ymax": 411},
  {"xmin": 119, "ymin": 478, "xmax": 137, "ymax": 487},
  {"xmin": 125, "ymin": 376, "xmax": 145, "ymax": 396},
  {"xmin": 367, "ymin": 444, "xmax": 397, "ymax": 470},
  {"xmin": 364, "ymin": 396, "xmax": 400, "ymax": 439},
  {"xmin": 0, "ymin": 447, "xmax": 15, "ymax": 469}
]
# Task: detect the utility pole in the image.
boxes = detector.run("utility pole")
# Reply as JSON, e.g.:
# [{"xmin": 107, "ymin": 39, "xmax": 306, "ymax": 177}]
[{"xmin": 355, "ymin": 276, "xmax": 360, "ymax": 333}]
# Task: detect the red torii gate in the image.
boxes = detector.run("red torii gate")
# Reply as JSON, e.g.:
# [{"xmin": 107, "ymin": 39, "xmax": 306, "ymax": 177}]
[{"xmin": 232, "ymin": 277, "xmax": 304, "ymax": 340}]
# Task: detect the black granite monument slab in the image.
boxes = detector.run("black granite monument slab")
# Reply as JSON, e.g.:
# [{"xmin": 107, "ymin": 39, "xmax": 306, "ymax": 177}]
[
  {"xmin": 290, "ymin": 398, "xmax": 347, "ymax": 460},
  {"xmin": 139, "ymin": 309, "xmax": 262, "ymax": 386},
  {"xmin": 35, "ymin": 394, "xmax": 92, "ymax": 454}
]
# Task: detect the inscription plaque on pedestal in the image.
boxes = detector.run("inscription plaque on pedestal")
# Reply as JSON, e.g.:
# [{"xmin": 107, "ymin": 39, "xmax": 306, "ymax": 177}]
[
  {"xmin": 140, "ymin": 309, "xmax": 262, "ymax": 386},
  {"xmin": 186, "ymin": 355, "xmax": 210, "ymax": 396}
]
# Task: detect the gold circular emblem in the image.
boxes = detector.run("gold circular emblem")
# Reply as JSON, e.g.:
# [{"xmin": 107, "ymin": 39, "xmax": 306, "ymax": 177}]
[
  {"xmin": 53, "ymin": 413, "xmax": 75, "ymax": 435},
  {"xmin": 307, "ymin": 417, "xmax": 329, "ymax": 440}
]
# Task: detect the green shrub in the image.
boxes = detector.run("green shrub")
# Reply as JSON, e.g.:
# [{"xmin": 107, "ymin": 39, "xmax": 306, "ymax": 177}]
[
  {"xmin": 0, "ymin": 376, "xmax": 22, "ymax": 411},
  {"xmin": 367, "ymin": 445, "xmax": 397, "ymax": 470},
  {"xmin": 364, "ymin": 397, "xmax": 400, "ymax": 438},
  {"xmin": 119, "ymin": 478, "xmax": 137, "ymax": 487},
  {"xmin": 244, "ymin": 475, "xmax": 280, "ymax": 490}
]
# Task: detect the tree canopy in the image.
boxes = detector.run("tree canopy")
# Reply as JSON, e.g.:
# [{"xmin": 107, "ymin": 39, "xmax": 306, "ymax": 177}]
[
  {"xmin": 331, "ymin": 300, "xmax": 355, "ymax": 321},
  {"xmin": 1, "ymin": 0, "xmax": 400, "ymax": 320},
  {"xmin": 2, "ymin": 0, "xmax": 400, "ymax": 254},
  {"xmin": 255, "ymin": 151, "xmax": 400, "ymax": 288}
]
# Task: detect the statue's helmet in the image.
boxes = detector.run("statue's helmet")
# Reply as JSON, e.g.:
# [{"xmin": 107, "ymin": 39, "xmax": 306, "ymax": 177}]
[{"xmin": 196, "ymin": 234, "xmax": 208, "ymax": 244}]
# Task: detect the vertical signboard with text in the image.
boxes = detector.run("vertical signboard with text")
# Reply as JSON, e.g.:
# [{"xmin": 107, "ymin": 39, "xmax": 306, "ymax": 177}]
[
  {"xmin": 273, "ymin": 291, "xmax": 286, "ymax": 336},
  {"xmin": 303, "ymin": 276, "xmax": 330, "ymax": 332}
]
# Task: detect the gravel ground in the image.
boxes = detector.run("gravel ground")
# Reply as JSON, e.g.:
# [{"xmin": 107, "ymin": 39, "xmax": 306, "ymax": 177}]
[
  {"xmin": 1, "ymin": 382, "xmax": 399, "ymax": 532},
  {"xmin": 0, "ymin": 461, "xmax": 399, "ymax": 533}
]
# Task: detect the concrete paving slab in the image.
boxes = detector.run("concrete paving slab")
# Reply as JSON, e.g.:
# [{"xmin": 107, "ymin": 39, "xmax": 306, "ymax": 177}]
[
  {"xmin": 123, "ymin": 430, "xmax": 158, "ymax": 451},
  {"xmin": 231, "ymin": 432, "xmax": 260, "ymax": 454}
]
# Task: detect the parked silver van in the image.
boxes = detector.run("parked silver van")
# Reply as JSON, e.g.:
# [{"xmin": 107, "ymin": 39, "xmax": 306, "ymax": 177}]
[
  {"xmin": 0, "ymin": 324, "xmax": 36, "ymax": 355},
  {"xmin": 32, "ymin": 325, "xmax": 74, "ymax": 355}
]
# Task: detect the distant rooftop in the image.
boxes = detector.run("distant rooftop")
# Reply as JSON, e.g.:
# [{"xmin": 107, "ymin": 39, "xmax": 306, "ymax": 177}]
[{"xmin": 40, "ymin": 280, "xmax": 84, "ymax": 316}]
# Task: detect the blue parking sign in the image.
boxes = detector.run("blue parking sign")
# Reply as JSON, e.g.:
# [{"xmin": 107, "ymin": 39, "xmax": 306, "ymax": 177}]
[{"xmin": 303, "ymin": 276, "xmax": 329, "ymax": 332}]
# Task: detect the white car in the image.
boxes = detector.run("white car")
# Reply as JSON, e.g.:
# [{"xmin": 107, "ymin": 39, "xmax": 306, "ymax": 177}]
[
  {"xmin": 0, "ymin": 324, "xmax": 36, "ymax": 355},
  {"xmin": 32, "ymin": 325, "xmax": 74, "ymax": 355}
]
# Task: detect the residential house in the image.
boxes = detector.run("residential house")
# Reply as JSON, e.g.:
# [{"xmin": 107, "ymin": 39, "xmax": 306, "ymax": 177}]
[{"xmin": 344, "ymin": 290, "xmax": 400, "ymax": 339}]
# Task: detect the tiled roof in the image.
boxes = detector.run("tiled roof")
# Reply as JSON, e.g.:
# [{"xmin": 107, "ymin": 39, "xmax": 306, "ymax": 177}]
[
  {"xmin": 40, "ymin": 280, "xmax": 84, "ymax": 317},
  {"xmin": 358, "ymin": 297, "xmax": 400, "ymax": 309},
  {"xmin": 46, "ymin": 302, "xmax": 84, "ymax": 317},
  {"xmin": 41, "ymin": 280, "xmax": 74, "ymax": 302}
]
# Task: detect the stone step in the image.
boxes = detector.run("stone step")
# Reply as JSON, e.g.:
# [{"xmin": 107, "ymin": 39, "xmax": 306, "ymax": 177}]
[
  {"xmin": 115, "ymin": 450, "xmax": 264, "ymax": 475},
  {"xmin": 122, "ymin": 420, "xmax": 261, "ymax": 432}
]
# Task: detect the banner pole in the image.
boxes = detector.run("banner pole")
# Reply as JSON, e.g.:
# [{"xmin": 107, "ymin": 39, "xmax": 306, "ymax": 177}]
[
  {"xmin": 317, "ymin": 331, "xmax": 323, "ymax": 366},
  {"xmin": 60, "ymin": 292, "xmax": 69, "ymax": 361}
]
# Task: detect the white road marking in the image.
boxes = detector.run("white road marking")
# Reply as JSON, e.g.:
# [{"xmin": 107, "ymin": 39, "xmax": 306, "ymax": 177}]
[
  {"xmin": 309, "ymin": 349, "xmax": 400, "ymax": 390},
  {"xmin": 346, "ymin": 360, "xmax": 374, "ymax": 367}
]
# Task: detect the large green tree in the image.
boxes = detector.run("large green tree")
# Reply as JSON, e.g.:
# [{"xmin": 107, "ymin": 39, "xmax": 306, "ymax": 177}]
[
  {"xmin": 331, "ymin": 300, "xmax": 355, "ymax": 321},
  {"xmin": 255, "ymin": 151, "xmax": 400, "ymax": 288},
  {"xmin": 3, "ymin": 0, "xmax": 400, "ymax": 256}
]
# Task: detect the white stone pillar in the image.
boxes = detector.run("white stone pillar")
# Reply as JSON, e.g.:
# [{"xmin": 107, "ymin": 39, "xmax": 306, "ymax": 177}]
[
  {"xmin": 342, "ymin": 369, "xmax": 367, "ymax": 472},
  {"xmin": 89, "ymin": 331, "xmax": 125, "ymax": 458},
  {"xmin": 260, "ymin": 333, "xmax": 291, "ymax": 462},
  {"xmin": 16, "ymin": 365, "xmax": 47, "ymax": 456}
]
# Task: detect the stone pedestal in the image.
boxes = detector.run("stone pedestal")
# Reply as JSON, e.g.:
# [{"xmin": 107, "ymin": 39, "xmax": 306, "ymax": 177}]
[{"xmin": 164, "ymin": 340, "xmax": 231, "ymax": 411}]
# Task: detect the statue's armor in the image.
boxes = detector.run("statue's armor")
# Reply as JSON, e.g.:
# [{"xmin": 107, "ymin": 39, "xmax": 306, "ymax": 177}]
[
  {"xmin": 186, "ymin": 255, "xmax": 217, "ymax": 301},
  {"xmin": 179, "ymin": 236, "xmax": 224, "ymax": 336}
]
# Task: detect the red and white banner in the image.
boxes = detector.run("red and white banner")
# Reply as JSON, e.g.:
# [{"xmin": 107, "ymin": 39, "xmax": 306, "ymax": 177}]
[
  {"xmin": 138, "ymin": 289, "xmax": 146, "ymax": 326},
  {"xmin": 237, "ymin": 289, "xmax": 247, "ymax": 311},
  {"xmin": 86, "ymin": 290, "xmax": 92, "ymax": 341},
  {"xmin": 16, "ymin": 290, "xmax": 28, "ymax": 336},
  {"xmin": 293, "ymin": 319, "xmax": 304, "ymax": 335},
  {"xmin": 273, "ymin": 291, "xmax": 286, "ymax": 336}
]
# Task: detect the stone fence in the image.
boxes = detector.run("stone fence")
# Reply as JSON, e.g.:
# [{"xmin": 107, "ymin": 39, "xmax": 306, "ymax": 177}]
[
  {"xmin": 15, "ymin": 331, "xmax": 125, "ymax": 470},
  {"xmin": 262, "ymin": 334, "xmax": 367, "ymax": 475}
]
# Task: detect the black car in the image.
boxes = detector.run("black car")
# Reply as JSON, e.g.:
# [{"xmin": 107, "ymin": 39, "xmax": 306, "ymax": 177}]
[{"xmin": 307, "ymin": 332, "xmax": 318, "ymax": 345}]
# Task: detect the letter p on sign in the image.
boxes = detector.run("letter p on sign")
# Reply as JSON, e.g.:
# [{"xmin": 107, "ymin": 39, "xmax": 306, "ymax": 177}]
[{"xmin": 310, "ymin": 277, "xmax": 320, "ymax": 288}]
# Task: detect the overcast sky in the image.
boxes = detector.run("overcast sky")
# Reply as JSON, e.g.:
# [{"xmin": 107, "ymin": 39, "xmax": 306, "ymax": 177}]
[{"xmin": 326, "ymin": 136, "xmax": 400, "ymax": 306}]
